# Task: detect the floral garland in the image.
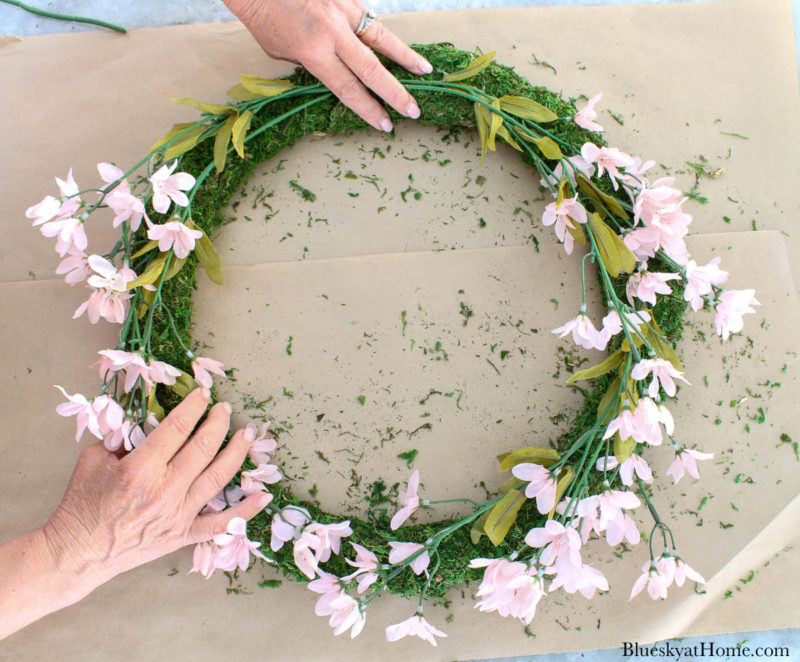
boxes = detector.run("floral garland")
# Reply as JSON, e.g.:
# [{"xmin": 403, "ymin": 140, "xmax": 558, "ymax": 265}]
[{"xmin": 29, "ymin": 44, "xmax": 759, "ymax": 646}]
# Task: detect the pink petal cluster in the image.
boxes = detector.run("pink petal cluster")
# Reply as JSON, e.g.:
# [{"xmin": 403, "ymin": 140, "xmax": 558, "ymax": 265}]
[
  {"xmin": 292, "ymin": 521, "xmax": 353, "ymax": 579},
  {"xmin": 600, "ymin": 309, "xmax": 651, "ymax": 340},
  {"xmin": 95, "ymin": 350, "xmax": 181, "ymax": 394},
  {"xmin": 56, "ymin": 247, "xmax": 91, "ymax": 286},
  {"xmin": 580, "ymin": 143, "xmax": 634, "ymax": 190},
  {"xmin": 684, "ymin": 257, "xmax": 728, "ymax": 311},
  {"xmin": 542, "ymin": 196, "xmax": 588, "ymax": 255},
  {"xmin": 271, "ymin": 506, "xmax": 310, "ymax": 552},
  {"xmin": 55, "ymin": 386, "xmax": 127, "ymax": 446},
  {"xmin": 666, "ymin": 447, "xmax": 714, "ymax": 484},
  {"xmin": 146, "ymin": 220, "xmax": 203, "ymax": 259},
  {"xmin": 632, "ymin": 177, "xmax": 683, "ymax": 225},
  {"xmin": 714, "ymin": 289, "xmax": 760, "ymax": 341},
  {"xmin": 149, "ymin": 161, "xmax": 196, "ymax": 214},
  {"xmin": 597, "ymin": 454, "xmax": 653, "ymax": 487},
  {"xmin": 385, "ymin": 614, "xmax": 447, "ymax": 646},
  {"xmin": 308, "ymin": 573, "xmax": 366, "ymax": 638},
  {"xmin": 27, "ymin": 169, "xmax": 86, "ymax": 256},
  {"xmin": 98, "ymin": 162, "xmax": 147, "ymax": 231},
  {"xmin": 511, "ymin": 463, "xmax": 557, "ymax": 514},
  {"xmin": 603, "ymin": 397, "xmax": 674, "ymax": 446},
  {"xmin": 240, "ymin": 422, "xmax": 282, "ymax": 496},
  {"xmin": 630, "ymin": 554, "xmax": 705, "ymax": 600},
  {"xmin": 343, "ymin": 542, "xmax": 380, "ymax": 593},
  {"xmin": 469, "ymin": 557, "xmax": 546, "ymax": 624},
  {"xmin": 552, "ymin": 311, "xmax": 606, "ymax": 351},
  {"xmin": 574, "ymin": 92, "xmax": 603, "ymax": 132},
  {"xmin": 540, "ymin": 155, "xmax": 595, "ymax": 190},
  {"xmin": 391, "ymin": 469, "xmax": 421, "ymax": 530},
  {"xmin": 190, "ymin": 356, "xmax": 226, "ymax": 389},
  {"xmin": 190, "ymin": 517, "xmax": 270, "ymax": 579},
  {"xmin": 626, "ymin": 271, "xmax": 681, "ymax": 306},
  {"xmin": 247, "ymin": 422, "xmax": 277, "ymax": 464},
  {"xmin": 631, "ymin": 358, "xmax": 689, "ymax": 398},
  {"xmin": 617, "ymin": 156, "xmax": 656, "ymax": 191},
  {"xmin": 201, "ymin": 484, "xmax": 247, "ymax": 514},
  {"xmin": 74, "ymin": 256, "xmax": 136, "ymax": 324},
  {"xmin": 388, "ymin": 541, "xmax": 430, "ymax": 576}
]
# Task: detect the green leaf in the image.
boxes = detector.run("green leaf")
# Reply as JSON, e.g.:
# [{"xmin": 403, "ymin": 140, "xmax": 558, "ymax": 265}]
[
  {"xmin": 126, "ymin": 256, "xmax": 166, "ymax": 289},
  {"xmin": 497, "ymin": 475, "xmax": 525, "ymax": 494},
  {"xmin": 169, "ymin": 369, "xmax": 200, "ymax": 398},
  {"xmin": 597, "ymin": 375, "xmax": 622, "ymax": 424},
  {"xmin": 231, "ymin": 110, "xmax": 253, "ymax": 159},
  {"xmin": 137, "ymin": 287, "xmax": 156, "ymax": 319},
  {"xmin": 497, "ymin": 95, "xmax": 558, "ymax": 123},
  {"xmin": 163, "ymin": 254, "xmax": 186, "ymax": 281},
  {"xmin": 532, "ymin": 136, "xmax": 562, "ymax": 160},
  {"xmin": 239, "ymin": 74, "xmax": 294, "ymax": 97},
  {"xmin": 188, "ymin": 220, "xmax": 225, "ymax": 285},
  {"xmin": 165, "ymin": 94, "xmax": 233, "ymax": 116},
  {"xmin": 443, "ymin": 50, "xmax": 496, "ymax": 82},
  {"xmin": 149, "ymin": 123, "xmax": 195, "ymax": 155},
  {"xmin": 566, "ymin": 350, "xmax": 625, "ymax": 383},
  {"xmin": 576, "ymin": 174, "xmax": 630, "ymax": 220},
  {"xmin": 497, "ymin": 446, "xmax": 560, "ymax": 472},
  {"xmin": 470, "ymin": 510, "xmax": 490, "ymax": 545},
  {"xmin": 486, "ymin": 100, "xmax": 503, "ymax": 151},
  {"xmin": 588, "ymin": 213, "xmax": 622, "ymax": 277},
  {"xmin": 213, "ymin": 113, "xmax": 237, "ymax": 172},
  {"xmin": 484, "ymin": 488, "xmax": 525, "ymax": 546},
  {"xmin": 227, "ymin": 82, "xmax": 265, "ymax": 102},
  {"xmin": 566, "ymin": 220, "xmax": 587, "ymax": 246},
  {"xmin": 162, "ymin": 125, "xmax": 208, "ymax": 162},
  {"xmin": 614, "ymin": 232, "xmax": 637, "ymax": 274},
  {"xmin": 473, "ymin": 102, "xmax": 491, "ymax": 165},
  {"xmin": 614, "ymin": 433, "xmax": 636, "ymax": 463},
  {"xmin": 147, "ymin": 387, "xmax": 166, "ymax": 421},
  {"xmin": 644, "ymin": 318, "xmax": 683, "ymax": 371},
  {"xmin": 131, "ymin": 240, "xmax": 159, "ymax": 259}
]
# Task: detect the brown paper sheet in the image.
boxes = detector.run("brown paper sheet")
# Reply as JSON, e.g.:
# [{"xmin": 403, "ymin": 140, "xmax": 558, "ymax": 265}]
[{"xmin": 1, "ymin": 0, "xmax": 799, "ymax": 659}]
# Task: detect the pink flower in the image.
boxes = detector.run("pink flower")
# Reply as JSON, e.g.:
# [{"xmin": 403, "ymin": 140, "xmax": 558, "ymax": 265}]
[
  {"xmin": 98, "ymin": 162, "xmax": 147, "ymax": 230},
  {"xmin": 294, "ymin": 531, "xmax": 321, "ymax": 579},
  {"xmin": 147, "ymin": 360, "xmax": 181, "ymax": 387},
  {"xmin": 55, "ymin": 385, "xmax": 102, "ymax": 441},
  {"xmin": 600, "ymin": 309, "xmax": 651, "ymax": 341},
  {"xmin": 190, "ymin": 356, "xmax": 225, "ymax": 389},
  {"xmin": 96, "ymin": 349, "xmax": 149, "ymax": 392},
  {"xmin": 540, "ymin": 155, "xmax": 595, "ymax": 189},
  {"xmin": 27, "ymin": 169, "xmax": 82, "ymax": 227},
  {"xmin": 146, "ymin": 220, "xmax": 203, "ymax": 260},
  {"xmin": 684, "ymin": 257, "xmax": 728, "ymax": 311},
  {"xmin": 388, "ymin": 541, "xmax": 430, "ymax": 575},
  {"xmin": 597, "ymin": 488, "xmax": 640, "ymax": 525},
  {"xmin": 674, "ymin": 557, "xmax": 706, "ymax": 587},
  {"xmin": 202, "ymin": 484, "xmax": 247, "ymax": 514},
  {"xmin": 548, "ymin": 561, "xmax": 608, "ymax": 598},
  {"xmin": 314, "ymin": 585, "xmax": 366, "ymax": 638},
  {"xmin": 93, "ymin": 394, "xmax": 125, "ymax": 438},
  {"xmin": 630, "ymin": 555, "xmax": 676, "ymax": 600},
  {"xmin": 26, "ymin": 195, "xmax": 64, "ymax": 226},
  {"xmin": 626, "ymin": 271, "xmax": 681, "ymax": 306},
  {"xmin": 618, "ymin": 156, "xmax": 656, "ymax": 191},
  {"xmin": 85, "ymin": 255, "xmax": 133, "ymax": 292},
  {"xmin": 633, "ymin": 177, "xmax": 683, "ymax": 225},
  {"xmin": 666, "ymin": 448, "xmax": 714, "ymax": 484},
  {"xmin": 74, "ymin": 288, "xmax": 133, "ymax": 324},
  {"xmin": 148, "ymin": 161, "xmax": 196, "ymax": 214},
  {"xmin": 390, "ymin": 469, "xmax": 421, "ymax": 530},
  {"xmin": 511, "ymin": 463, "xmax": 557, "ymax": 514},
  {"xmin": 714, "ymin": 289, "xmax": 760, "ymax": 341},
  {"xmin": 604, "ymin": 512, "xmax": 640, "ymax": 546},
  {"xmin": 246, "ymin": 422, "xmax": 277, "ymax": 465},
  {"xmin": 525, "ymin": 520, "xmax": 582, "ymax": 568},
  {"xmin": 631, "ymin": 358, "xmax": 689, "ymax": 398},
  {"xmin": 343, "ymin": 543, "xmax": 379, "ymax": 593},
  {"xmin": 603, "ymin": 398, "xmax": 673, "ymax": 446},
  {"xmin": 305, "ymin": 520, "xmax": 353, "ymax": 563},
  {"xmin": 580, "ymin": 143, "xmax": 635, "ymax": 190},
  {"xmin": 189, "ymin": 541, "xmax": 218, "ymax": 578},
  {"xmin": 553, "ymin": 312, "xmax": 607, "ymax": 351},
  {"xmin": 597, "ymin": 454, "xmax": 653, "ymax": 487},
  {"xmin": 542, "ymin": 196, "xmax": 588, "ymax": 255},
  {"xmin": 385, "ymin": 614, "xmax": 447, "ymax": 646},
  {"xmin": 469, "ymin": 558, "xmax": 545, "ymax": 624},
  {"xmin": 270, "ymin": 506, "xmax": 310, "ymax": 552},
  {"xmin": 38, "ymin": 215, "xmax": 88, "ymax": 257},
  {"xmin": 556, "ymin": 496, "xmax": 602, "ymax": 543},
  {"xmin": 55, "ymin": 247, "xmax": 91, "ymax": 285},
  {"xmin": 212, "ymin": 516, "xmax": 270, "ymax": 571},
  {"xmin": 128, "ymin": 413, "xmax": 159, "ymax": 450},
  {"xmin": 574, "ymin": 92, "xmax": 603, "ymax": 132},
  {"xmin": 241, "ymin": 462, "xmax": 282, "ymax": 494},
  {"xmin": 623, "ymin": 227, "xmax": 661, "ymax": 262}
]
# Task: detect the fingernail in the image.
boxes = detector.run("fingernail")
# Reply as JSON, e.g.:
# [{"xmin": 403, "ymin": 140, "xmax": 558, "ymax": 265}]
[
  {"xmin": 258, "ymin": 492, "xmax": 273, "ymax": 508},
  {"xmin": 380, "ymin": 118, "xmax": 393, "ymax": 133},
  {"xmin": 201, "ymin": 387, "xmax": 211, "ymax": 399},
  {"xmin": 418, "ymin": 57, "xmax": 433, "ymax": 74},
  {"xmin": 222, "ymin": 401, "xmax": 232, "ymax": 415},
  {"xmin": 243, "ymin": 423, "xmax": 256, "ymax": 443},
  {"xmin": 405, "ymin": 102, "xmax": 420, "ymax": 120}
]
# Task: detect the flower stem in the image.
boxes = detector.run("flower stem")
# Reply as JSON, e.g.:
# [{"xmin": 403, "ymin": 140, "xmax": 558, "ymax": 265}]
[{"xmin": 0, "ymin": 0, "xmax": 127, "ymax": 33}]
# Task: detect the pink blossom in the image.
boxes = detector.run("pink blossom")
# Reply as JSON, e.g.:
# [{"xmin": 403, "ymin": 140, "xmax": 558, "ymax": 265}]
[
  {"xmin": 146, "ymin": 220, "xmax": 203, "ymax": 260},
  {"xmin": 469, "ymin": 558, "xmax": 546, "ymax": 624},
  {"xmin": 270, "ymin": 506, "xmax": 310, "ymax": 552},
  {"xmin": 148, "ymin": 161, "xmax": 196, "ymax": 214},
  {"xmin": 600, "ymin": 309, "xmax": 651, "ymax": 341},
  {"xmin": 305, "ymin": 521, "xmax": 353, "ymax": 563},
  {"xmin": 525, "ymin": 520, "xmax": 582, "ymax": 568},
  {"xmin": 343, "ymin": 543, "xmax": 379, "ymax": 593},
  {"xmin": 511, "ymin": 463, "xmax": 557, "ymax": 514},
  {"xmin": 633, "ymin": 177, "xmax": 683, "ymax": 225},
  {"xmin": 212, "ymin": 517, "xmax": 270, "ymax": 571},
  {"xmin": 390, "ymin": 469, "xmax": 421, "ymax": 530},
  {"xmin": 26, "ymin": 195, "xmax": 64, "ymax": 226},
  {"xmin": 630, "ymin": 554, "xmax": 703, "ymax": 600},
  {"xmin": 385, "ymin": 614, "xmax": 447, "ymax": 646},
  {"xmin": 674, "ymin": 557, "xmax": 706, "ymax": 587},
  {"xmin": 27, "ymin": 169, "xmax": 82, "ymax": 227},
  {"xmin": 631, "ymin": 358, "xmax": 689, "ymax": 398},
  {"xmin": 666, "ymin": 448, "xmax": 714, "ymax": 484},
  {"xmin": 388, "ymin": 541, "xmax": 430, "ymax": 575},
  {"xmin": 626, "ymin": 271, "xmax": 681, "ymax": 306},
  {"xmin": 618, "ymin": 156, "xmax": 656, "ymax": 191},
  {"xmin": 623, "ymin": 227, "xmax": 661, "ymax": 262},
  {"xmin": 604, "ymin": 513, "xmax": 640, "ymax": 546},
  {"xmin": 96, "ymin": 349, "xmax": 149, "ymax": 392},
  {"xmin": 85, "ymin": 255, "xmax": 133, "ymax": 292},
  {"xmin": 246, "ymin": 422, "xmax": 277, "ymax": 464},
  {"xmin": 603, "ymin": 397, "xmax": 673, "ymax": 446},
  {"xmin": 714, "ymin": 289, "xmax": 760, "ymax": 341},
  {"xmin": 311, "ymin": 578, "xmax": 366, "ymax": 638},
  {"xmin": 684, "ymin": 257, "xmax": 728, "ymax": 311},
  {"xmin": 98, "ymin": 162, "xmax": 147, "ymax": 230},
  {"xmin": 540, "ymin": 155, "xmax": 595, "ymax": 189},
  {"xmin": 548, "ymin": 560, "xmax": 608, "ymax": 598},
  {"xmin": 128, "ymin": 413, "xmax": 159, "ymax": 450},
  {"xmin": 597, "ymin": 488, "xmax": 640, "ymax": 524},
  {"xmin": 580, "ymin": 143, "xmax": 635, "ymax": 190},
  {"xmin": 55, "ymin": 385, "xmax": 102, "ymax": 441},
  {"xmin": 597, "ymin": 454, "xmax": 653, "ymax": 486},
  {"xmin": 294, "ymin": 531, "xmax": 321, "ymax": 579},
  {"xmin": 542, "ymin": 196, "xmax": 588, "ymax": 255},
  {"xmin": 189, "ymin": 541, "xmax": 218, "ymax": 578},
  {"xmin": 38, "ymin": 215, "xmax": 88, "ymax": 257},
  {"xmin": 202, "ymin": 484, "xmax": 247, "ymax": 514},
  {"xmin": 574, "ymin": 92, "xmax": 603, "ymax": 132},
  {"xmin": 148, "ymin": 360, "xmax": 181, "ymax": 387},
  {"xmin": 93, "ymin": 394, "xmax": 125, "ymax": 437},
  {"xmin": 55, "ymin": 248, "xmax": 91, "ymax": 285},
  {"xmin": 241, "ymin": 463, "xmax": 282, "ymax": 494},
  {"xmin": 74, "ymin": 288, "xmax": 133, "ymax": 325},
  {"xmin": 556, "ymin": 496, "xmax": 603, "ymax": 543},
  {"xmin": 190, "ymin": 356, "xmax": 225, "ymax": 389},
  {"xmin": 553, "ymin": 312, "xmax": 607, "ymax": 351}
]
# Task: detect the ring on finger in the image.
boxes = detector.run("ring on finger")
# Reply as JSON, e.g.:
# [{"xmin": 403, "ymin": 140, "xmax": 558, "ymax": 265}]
[{"xmin": 355, "ymin": 9, "xmax": 378, "ymax": 37}]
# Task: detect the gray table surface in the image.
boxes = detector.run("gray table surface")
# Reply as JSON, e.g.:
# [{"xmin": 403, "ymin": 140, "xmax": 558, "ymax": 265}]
[{"xmin": 1, "ymin": 1, "xmax": 798, "ymax": 660}]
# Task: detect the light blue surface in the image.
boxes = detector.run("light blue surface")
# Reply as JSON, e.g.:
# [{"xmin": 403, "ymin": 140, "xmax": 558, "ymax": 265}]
[{"xmin": 0, "ymin": 1, "xmax": 798, "ymax": 660}]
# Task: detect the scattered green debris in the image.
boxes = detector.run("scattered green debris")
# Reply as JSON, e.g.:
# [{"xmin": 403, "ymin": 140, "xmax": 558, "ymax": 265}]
[
  {"xmin": 289, "ymin": 179, "xmax": 316, "ymax": 202},
  {"xmin": 398, "ymin": 449, "xmax": 419, "ymax": 468}
]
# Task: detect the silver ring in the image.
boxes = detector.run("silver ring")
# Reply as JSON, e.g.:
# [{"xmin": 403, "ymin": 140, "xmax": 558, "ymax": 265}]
[{"xmin": 355, "ymin": 9, "xmax": 378, "ymax": 37}]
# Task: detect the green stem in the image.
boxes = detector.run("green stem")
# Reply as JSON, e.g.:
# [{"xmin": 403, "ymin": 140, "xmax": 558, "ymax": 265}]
[{"xmin": 0, "ymin": 0, "xmax": 127, "ymax": 33}]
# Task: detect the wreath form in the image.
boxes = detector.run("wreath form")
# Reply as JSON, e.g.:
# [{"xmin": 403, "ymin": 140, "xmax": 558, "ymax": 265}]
[{"xmin": 32, "ymin": 44, "xmax": 759, "ymax": 643}]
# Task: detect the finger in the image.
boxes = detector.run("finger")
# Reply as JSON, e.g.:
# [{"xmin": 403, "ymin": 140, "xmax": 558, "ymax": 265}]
[
  {"xmin": 184, "ymin": 426, "xmax": 254, "ymax": 513},
  {"xmin": 169, "ymin": 400, "xmax": 233, "ymax": 483},
  {"xmin": 187, "ymin": 492, "xmax": 271, "ymax": 545},
  {"xmin": 303, "ymin": 54, "xmax": 393, "ymax": 133},
  {"xmin": 357, "ymin": 20, "xmax": 433, "ymax": 77},
  {"xmin": 336, "ymin": 31, "xmax": 421, "ymax": 119},
  {"xmin": 136, "ymin": 387, "xmax": 210, "ymax": 464}
]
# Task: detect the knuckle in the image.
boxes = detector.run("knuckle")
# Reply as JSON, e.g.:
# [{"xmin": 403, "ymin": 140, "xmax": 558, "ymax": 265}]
[
  {"xmin": 336, "ymin": 78, "xmax": 362, "ymax": 103},
  {"xmin": 359, "ymin": 57, "xmax": 384, "ymax": 87},
  {"xmin": 367, "ymin": 21, "xmax": 388, "ymax": 48},
  {"xmin": 203, "ymin": 463, "xmax": 232, "ymax": 491},
  {"xmin": 165, "ymin": 412, "xmax": 195, "ymax": 440}
]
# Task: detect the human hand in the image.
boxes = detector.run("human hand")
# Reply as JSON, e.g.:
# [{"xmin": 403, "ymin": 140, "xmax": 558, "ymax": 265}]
[
  {"xmin": 222, "ymin": 0, "xmax": 432, "ymax": 132},
  {"xmin": 41, "ymin": 388, "xmax": 268, "ymax": 593}
]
